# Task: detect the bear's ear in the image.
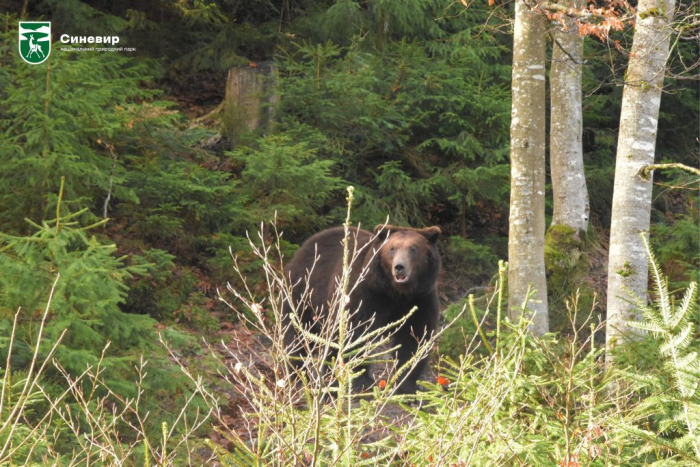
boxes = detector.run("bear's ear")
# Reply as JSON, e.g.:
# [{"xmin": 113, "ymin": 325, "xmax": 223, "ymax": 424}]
[
  {"xmin": 374, "ymin": 224, "xmax": 401, "ymax": 238},
  {"xmin": 421, "ymin": 226, "xmax": 441, "ymax": 244}
]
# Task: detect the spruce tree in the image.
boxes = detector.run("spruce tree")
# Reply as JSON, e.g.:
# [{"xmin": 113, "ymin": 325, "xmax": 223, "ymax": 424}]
[{"xmin": 0, "ymin": 180, "xmax": 157, "ymax": 396}]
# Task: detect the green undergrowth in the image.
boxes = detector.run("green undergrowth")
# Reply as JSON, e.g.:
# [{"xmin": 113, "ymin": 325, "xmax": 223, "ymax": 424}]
[
  {"xmin": 545, "ymin": 225, "xmax": 601, "ymax": 334},
  {"xmin": 440, "ymin": 225, "xmax": 607, "ymax": 360},
  {"xmin": 0, "ymin": 184, "xmax": 208, "ymax": 464},
  {"xmin": 209, "ymin": 233, "xmax": 698, "ymax": 466},
  {"xmin": 0, "ymin": 207, "xmax": 697, "ymax": 465}
]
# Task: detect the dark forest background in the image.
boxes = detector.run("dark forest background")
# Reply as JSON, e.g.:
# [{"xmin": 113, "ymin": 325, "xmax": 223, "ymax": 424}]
[{"xmin": 0, "ymin": 0, "xmax": 697, "ymax": 462}]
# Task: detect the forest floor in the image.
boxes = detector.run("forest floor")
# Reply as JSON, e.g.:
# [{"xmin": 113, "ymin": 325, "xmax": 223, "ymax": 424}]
[{"xmin": 201, "ymin": 317, "xmax": 429, "ymax": 451}]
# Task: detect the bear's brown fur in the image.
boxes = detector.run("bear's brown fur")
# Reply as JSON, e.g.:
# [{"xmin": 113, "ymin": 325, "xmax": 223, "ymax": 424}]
[{"xmin": 282, "ymin": 224, "xmax": 441, "ymax": 394}]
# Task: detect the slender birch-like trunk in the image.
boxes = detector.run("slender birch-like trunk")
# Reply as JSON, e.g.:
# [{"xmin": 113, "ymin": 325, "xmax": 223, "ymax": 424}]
[
  {"xmin": 550, "ymin": 1, "xmax": 589, "ymax": 233},
  {"xmin": 606, "ymin": 0, "xmax": 676, "ymax": 351},
  {"xmin": 508, "ymin": 0, "xmax": 548, "ymax": 336}
]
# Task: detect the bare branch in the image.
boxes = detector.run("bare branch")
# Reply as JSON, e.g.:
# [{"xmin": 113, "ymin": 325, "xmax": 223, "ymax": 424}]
[{"xmin": 638, "ymin": 162, "xmax": 700, "ymax": 180}]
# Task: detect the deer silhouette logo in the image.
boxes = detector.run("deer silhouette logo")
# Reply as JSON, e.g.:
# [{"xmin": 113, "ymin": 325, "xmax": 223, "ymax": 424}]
[{"xmin": 19, "ymin": 22, "xmax": 51, "ymax": 65}]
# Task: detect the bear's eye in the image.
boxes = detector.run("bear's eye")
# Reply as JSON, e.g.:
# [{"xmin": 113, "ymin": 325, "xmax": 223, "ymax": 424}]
[
  {"xmin": 410, "ymin": 246, "xmax": 417, "ymax": 254},
  {"xmin": 389, "ymin": 246, "xmax": 396, "ymax": 253}
]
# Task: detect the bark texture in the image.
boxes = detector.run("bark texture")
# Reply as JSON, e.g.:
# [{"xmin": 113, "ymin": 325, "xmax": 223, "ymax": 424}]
[
  {"xmin": 606, "ymin": 0, "xmax": 676, "ymax": 350},
  {"xmin": 224, "ymin": 63, "xmax": 278, "ymax": 147},
  {"xmin": 508, "ymin": 0, "xmax": 549, "ymax": 336},
  {"xmin": 550, "ymin": 1, "xmax": 589, "ymax": 233}
]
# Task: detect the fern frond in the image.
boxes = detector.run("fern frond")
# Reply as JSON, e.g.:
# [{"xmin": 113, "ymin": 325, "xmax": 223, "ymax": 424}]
[
  {"xmin": 659, "ymin": 323, "xmax": 694, "ymax": 356},
  {"xmin": 622, "ymin": 283, "xmax": 654, "ymax": 315},
  {"xmin": 658, "ymin": 417, "xmax": 683, "ymax": 436},
  {"xmin": 674, "ymin": 352, "xmax": 700, "ymax": 375},
  {"xmin": 617, "ymin": 369, "xmax": 661, "ymax": 390},
  {"xmin": 625, "ymin": 233, "xmax": 700, "ymax": 462},
  {"xmin": 677, "ymin": 433, "xmax": 700, "ymax": 459},
  {"xmin": 628, "ymin": 319, "xmax": 668, "ymax": 336},
  {"xmin": 675, "ymin": 362, "xmax": 700, "ymax": 382},
  {"xmin": 670, "ymin": 281, "xmax": 697, "ymax": 330},
  {"xmin": 641, "ymin": 234, "xmax": 673, "ymax": 323},
  {"xmin": 673, "ymin": 373, "xmax": 699, "ymax": 400},
  {"xmin": 620, "ymin": 424, "xmax": 678, "ymax": 451}
]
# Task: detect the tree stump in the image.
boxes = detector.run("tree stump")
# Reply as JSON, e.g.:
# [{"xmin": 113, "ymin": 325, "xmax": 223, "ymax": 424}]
[{"xmin": 223, "ymin": 62, "xmax": 278, "ymax": 147}]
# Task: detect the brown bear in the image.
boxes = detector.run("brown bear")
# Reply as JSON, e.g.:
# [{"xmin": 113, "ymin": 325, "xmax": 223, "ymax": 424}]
[{"xmin": 282, "ymin": 224, "xmax": 441, "ymax": 394}]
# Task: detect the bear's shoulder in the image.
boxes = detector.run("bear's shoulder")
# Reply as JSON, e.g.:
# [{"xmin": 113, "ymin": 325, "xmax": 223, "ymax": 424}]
[{"xmin": 295, "ymin": 227, "xmax": 374, "ymax": 255}]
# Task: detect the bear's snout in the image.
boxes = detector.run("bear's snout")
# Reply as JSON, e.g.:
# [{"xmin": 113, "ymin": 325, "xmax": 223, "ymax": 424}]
[{"xmin": 392, "ymin": 256, "xmax": 412, "ymax": 283}]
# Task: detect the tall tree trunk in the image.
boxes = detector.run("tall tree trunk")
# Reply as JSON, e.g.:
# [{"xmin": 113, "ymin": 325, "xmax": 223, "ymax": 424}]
[
  {"xmin": 606, "ymin": 0, "xmax": 676, "ymax": 352},
  {"xmin": 550, "ymin": 1, "xmax": 589, "ymax": 233},
  {"xmin": 508, "ymin": 0, "xmax": 549, "ymax": 335}
]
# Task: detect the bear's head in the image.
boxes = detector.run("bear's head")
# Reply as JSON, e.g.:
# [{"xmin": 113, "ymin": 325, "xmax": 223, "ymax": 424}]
[{"xmin": 373, "ymin": 225, "xmax": 441, "ymax": 295}]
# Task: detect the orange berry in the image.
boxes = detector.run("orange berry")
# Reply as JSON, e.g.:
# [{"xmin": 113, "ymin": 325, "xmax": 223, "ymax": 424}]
[{"xmin": 436, "ymin": 376, "xmax": 450, "ymax": 386}]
